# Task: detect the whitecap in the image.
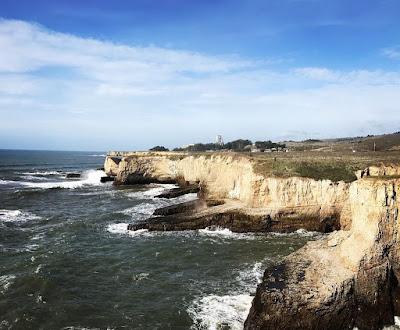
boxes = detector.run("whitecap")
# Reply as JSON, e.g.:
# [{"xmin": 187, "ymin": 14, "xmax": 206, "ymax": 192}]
[
  {"xmin": 0, "ymin": 209, "xmax": 41, "ymax": 223},
  {"xmin": 0, "ymin": 274, "xmax": 16, "ymax": 294},
  {"xmin": 21, "ymin": 175, "xmax": 52, "ymax": 181},
  {"xmin": 21, "ymin": 171, "xmax": 61, "ymax": 176},
  {"xmin": 24, "ymin": 244, "xmax": 40, "ymax": 252},
  {"xmin": 31, "ymin": 232, "xmax": 45, "ymax": 240},
  {"xmin": 18, "ymin": 169, "xmax": 106, "ymax": 189},
  {"xmin": 198, "ymin": 226, "xmax": 255, "ymax": 240},
  {"xmin": 0, "ymin": 179, "xmax": 17, "ymax": 185},
  {"xmin": 132, "ymin": 272, "xmax": 150, "ymax": 282},
  {"xmin": 35, "ymin": 264, "xmax": 43, "ymax": 274},
  {"xmin": 107, "ymin": 223, "xmax": 149, "ymax": 237},
  {"xmin": 187, "ymin": 294, "xmax": 253, "ymax": 330},
  {"xmin": 120, "ymin": 202, "xmax": 165, "ymax": 217},
  {"xmin": 267, "ymin": 228, "xmax": 321, "ymax": 238},
  {"xmin": 36, "ymin": 294, "xmax": 46, "ymax": 304},
  {"xmin": 120, "ymin": 192, "xmax": 199, "ymax": 219}
]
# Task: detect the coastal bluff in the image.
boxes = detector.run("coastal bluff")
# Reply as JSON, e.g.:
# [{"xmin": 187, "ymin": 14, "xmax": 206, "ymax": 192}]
[{"xmin": 104, "ymin": 151, "xmax": 400, "ymax": 329}]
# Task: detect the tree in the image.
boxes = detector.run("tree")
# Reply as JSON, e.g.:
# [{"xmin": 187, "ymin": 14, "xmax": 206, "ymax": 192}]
[
  {"xmin": 224, "ymin": 139, "xmax": 252, "ymax": 151},
  {"xmin": 149, "ymin": 146, "xmax": 169, "ymax": 152},
  {"xmin": 255, "ymin": 141, "xmax": 286, "ymax": 151}
]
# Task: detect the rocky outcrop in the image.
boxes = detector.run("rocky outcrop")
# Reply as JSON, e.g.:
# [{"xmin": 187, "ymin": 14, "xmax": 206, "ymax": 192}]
[
  {"xmin": 155, "ymin": 184, "xmax": 200, "ymax": 198},
  {"xmin": 356, "ymin": 164, "xmax": 400, "ymax": 179},
  {"xmin": 105, "ymin": 153, "xmax": 349, "ymax": 223},
  {"xmin": 128, "ymin": 198, "xmax": 340, "ymax": 234},
  {"xmin": 245, "ymin": 178, "xmax": 400, "ymax": 330},
  {"xmin": 104, "ymin": 156, "xmax": 122, "ymax": 177}
]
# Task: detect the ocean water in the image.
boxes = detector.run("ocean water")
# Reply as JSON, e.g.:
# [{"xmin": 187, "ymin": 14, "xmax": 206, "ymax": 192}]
[{"xmin": 0, "ymin": 150, "xmax": 315, "ymax": 330}]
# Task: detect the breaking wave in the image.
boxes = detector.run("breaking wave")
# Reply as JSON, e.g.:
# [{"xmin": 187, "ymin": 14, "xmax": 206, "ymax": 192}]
[
  {"xmin": 120, "ymin": 193, "xmax": 198, "ymax": 218},
  {"xmin": 16, "ymin": 170, "xmax": 105, "ymax": 189},
  {"xmin": 267, "ymin": 228, "xmax": 321, "ymax": 238},
  {"xmin": 187, "ymin": 259, "xmax": 267, "ymax": 329},
  {"xmin": 120, "ymin": 202, "xmax": 163, "ymax": 217},
  {"xmin": 187, "ymin": 294, "xmax": 253, "ymax": 330},
  {"xmin": 198, "ymin": 226, "xmax": 255, "ymax": 240},
  {"xmin": 107, "ymin": 223, "xmax": 149, "ymax": 237},
  {"xmin": 0, "ymin": 209, "xmax": 41, "ymax": 223},
  {"xmin": 21, "ymin": 171, "xmax": 62, "ymax": 176}
]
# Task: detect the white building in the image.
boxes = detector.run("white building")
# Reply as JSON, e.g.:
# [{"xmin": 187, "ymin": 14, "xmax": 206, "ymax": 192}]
[{"xmin": 215, "ymin": 135, "xmax": 224, "ymax": 146}]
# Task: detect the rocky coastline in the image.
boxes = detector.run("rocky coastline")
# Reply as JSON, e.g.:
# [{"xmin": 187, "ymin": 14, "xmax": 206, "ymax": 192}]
[{"xmin": 104, "ymin": 152, "xmax": 400, "ymax": 329}]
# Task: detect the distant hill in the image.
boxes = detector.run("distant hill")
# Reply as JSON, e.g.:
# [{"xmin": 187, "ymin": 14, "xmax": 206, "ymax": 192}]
[{"xmin": 283, "ymin": 132, "xmax": 400, "ymax": 152}]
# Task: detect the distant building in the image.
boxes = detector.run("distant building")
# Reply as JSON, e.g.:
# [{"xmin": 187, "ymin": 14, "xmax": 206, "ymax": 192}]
[{"xmin": 215, "ymin": 135, "xmax": 224, "ymax": 146}]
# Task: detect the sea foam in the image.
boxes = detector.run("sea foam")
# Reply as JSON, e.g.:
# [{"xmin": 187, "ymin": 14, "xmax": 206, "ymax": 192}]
[
  {"xmin": 0, "ymin": 274, "xmax": 16, "ymax": 294},
  {"xmin": 198, "ymin": 226, "xmax": 256, "ymax": 240},
  {"xmin": 188, "ymin": 257, "xmax": 267, "ymax": 329},
  {"xmin": 187, "ymin": 294, "xmax": 253, "ymax": 330},
  {"xmin": 107, "ymin": 223, "xmax": 149, "ymax": 237},
  {"xmin": 19, "ymin": 170, "xmax": 105, "ymax": 189},
  {"xmin": 0, "ymin": 209, "xmax": 41, "ymax": 223}
]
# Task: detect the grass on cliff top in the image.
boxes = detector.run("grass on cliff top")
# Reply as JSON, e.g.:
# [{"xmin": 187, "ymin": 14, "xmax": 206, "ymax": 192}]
[
  {"xmin": 249, "ymin": 151, "xmax": 400, "ymax": 182},
  {"xmin": 253, "ymin": 159, "xmax": 357, "ymax": 182},
  {"xmin": 117, "ymin": 150, "xmax": 400, "ymax": 183},
  {"xmin": 168, "ymin": 150, "xmax": 400, "ymax": 182}
]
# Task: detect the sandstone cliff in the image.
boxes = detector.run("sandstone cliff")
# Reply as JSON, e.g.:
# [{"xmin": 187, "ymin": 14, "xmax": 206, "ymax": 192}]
[
  {"xmin": 104, "ymin": 152, "xmax": 400, "ymax": 329},
  {"xmin": 105, "ymin": 153, "xmax": 348, "ymax": 224},
  {"xmin": 245, "ymin": 178, "xmax": 400, "ymax": 330}
]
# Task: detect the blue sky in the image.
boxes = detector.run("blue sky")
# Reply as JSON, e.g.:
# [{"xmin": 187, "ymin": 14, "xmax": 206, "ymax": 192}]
[{"xmin": 0, "ymin": 0, "xmax": 399, "ymax": 150}]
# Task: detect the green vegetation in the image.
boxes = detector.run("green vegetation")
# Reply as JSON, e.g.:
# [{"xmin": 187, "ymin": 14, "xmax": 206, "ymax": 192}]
[
  {"xmin": 149, "ymin": 146, "xmax": 169, "ymax": 151},
  {"xmin": 255, "ymin": 140, "xmax": 286, "ymax": 151},
  {"xmin": 251, "ymin": 151, "xmax": 400, "ymax": 182},
  {"xmin": 224, "ymin": 139, "xmax": 253, "ymax": 150},
  {"xmin": 172, "ymin": 139, "xmax": 286, "ymax": 152}
]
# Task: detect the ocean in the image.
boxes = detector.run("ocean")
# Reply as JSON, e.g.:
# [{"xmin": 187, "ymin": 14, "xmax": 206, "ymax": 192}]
[{"xmin": 0, "ymin": 150, "xmax": 315, "ymax": 329}]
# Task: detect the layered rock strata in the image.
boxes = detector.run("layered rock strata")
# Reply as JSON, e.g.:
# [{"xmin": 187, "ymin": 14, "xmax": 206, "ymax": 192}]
[
  {"xmin": 245, "ymin": 178, "xmax": 400, "ymax": 329},
  {"xmin": 105, "ymin": 154, "xmax": 348, "ymax": 226},
  {"xmin": 105, "ymin": 153, "xmax": 400, "ymax": 329}
]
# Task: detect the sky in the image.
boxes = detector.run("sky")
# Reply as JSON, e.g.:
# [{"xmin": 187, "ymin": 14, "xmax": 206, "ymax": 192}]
[{"xmin": 0, "ymin": 0, "xmax": 400, "ymax": 151}]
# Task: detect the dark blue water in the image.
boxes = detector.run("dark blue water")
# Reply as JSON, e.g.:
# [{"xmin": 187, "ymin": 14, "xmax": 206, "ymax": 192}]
[{"xmin": 0, "ymin": 150, "xmax": 313, "ymax": 329}]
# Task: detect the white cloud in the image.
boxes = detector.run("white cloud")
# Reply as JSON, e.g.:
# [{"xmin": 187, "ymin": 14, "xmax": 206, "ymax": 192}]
[
  {"xmin": 295, "ymin": 67, "xmax": 400, "ymax": 85},
  {"xmin": 382, "ymin": 46, "xmax": 400, "ymax": 60},
  {"xmin": 0, "ymin": 18, "xmax": 399, "ymax": 150}
]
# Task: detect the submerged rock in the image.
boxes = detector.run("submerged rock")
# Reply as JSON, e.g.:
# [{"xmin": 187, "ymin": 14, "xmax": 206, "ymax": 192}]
[
  {"xmin": 66, "ymin": 173, "xmax": 81, "ymax": 178},
  {"xmin": 100, "ymin": 176, "xmax": 115, "ymax": 183}
]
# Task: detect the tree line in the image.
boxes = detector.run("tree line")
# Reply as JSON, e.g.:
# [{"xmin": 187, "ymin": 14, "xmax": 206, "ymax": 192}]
[{"xmin": 150, "ymin": 139, "xmax": 286, "ymax": 152}]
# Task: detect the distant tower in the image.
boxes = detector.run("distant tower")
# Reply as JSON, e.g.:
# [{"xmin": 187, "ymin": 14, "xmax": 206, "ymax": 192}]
[{"xmin": 216, "ymin": 135, "xmax": 224, "ymax": 146}]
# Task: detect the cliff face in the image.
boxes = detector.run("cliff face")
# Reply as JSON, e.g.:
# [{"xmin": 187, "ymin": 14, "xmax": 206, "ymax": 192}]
[
  {"xmin": 105, "ymin": 154, "xmax": 348, "ymax": 222},
  {"xmin": 105, "ymin": 153, "xmax": 400, "ymax": 328},
  {"xmin": 245, "ymin": 178, "xmax": 400, "ymax": 330}
]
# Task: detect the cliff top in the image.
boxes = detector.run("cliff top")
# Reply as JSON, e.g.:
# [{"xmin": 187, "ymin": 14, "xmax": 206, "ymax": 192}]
[{"xmin": 107, "ymin": 150, "xmax": 400, "ymax": 183}]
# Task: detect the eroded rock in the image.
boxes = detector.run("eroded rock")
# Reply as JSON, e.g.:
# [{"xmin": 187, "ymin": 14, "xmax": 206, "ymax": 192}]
[{"xmin": 245, "ymin": 179, "xmax": 400, "ymax": 330}]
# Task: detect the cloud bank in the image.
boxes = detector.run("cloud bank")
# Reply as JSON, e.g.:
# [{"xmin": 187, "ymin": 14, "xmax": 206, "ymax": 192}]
[{"xmin": 0, "ymin": 19, "xmax": 399, "ymax": 150}]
